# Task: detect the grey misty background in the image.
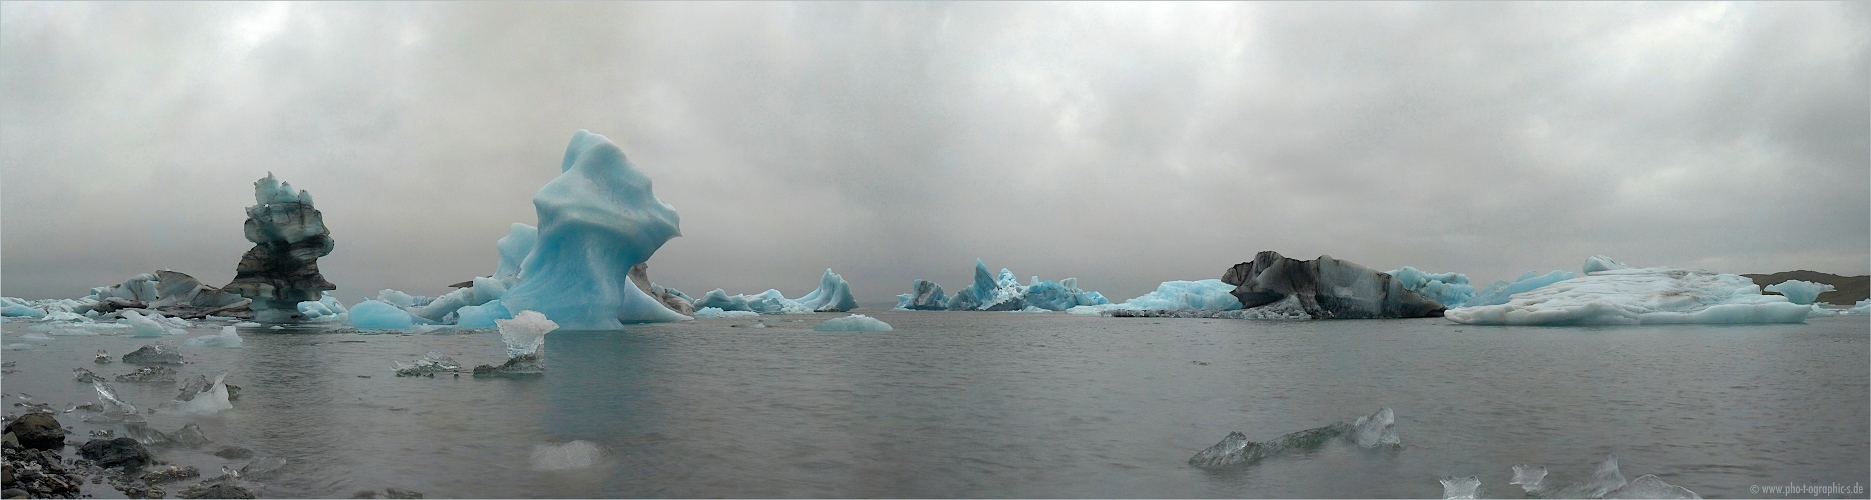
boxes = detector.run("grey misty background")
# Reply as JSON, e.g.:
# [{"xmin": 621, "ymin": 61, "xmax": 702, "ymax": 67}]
[{"xmin": 2, "ymin": 2, "xmax": 1867, "ymax": 305}]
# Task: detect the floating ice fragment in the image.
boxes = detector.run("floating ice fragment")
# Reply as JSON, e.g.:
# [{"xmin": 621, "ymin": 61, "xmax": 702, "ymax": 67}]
[
  {"xmin": 1187, "ymin": 407, "xmax": 1400, "ymax": 468},
  {"xmin": 395, "ymin": 351, "xmax": 462, "ymax": 377},
  {"xmin": 693, "ymin": 307, "xmax": 759, "ymax": 319},
  {"xmin": 122, "ymin": 344, "xmax": 184, "ymax": 364},
  {"xmin": 1589, "ymin": 454, "xmax": 1628, "ymax": 498},
  {"xmin": 813, "ymin": 314, "xmax": 893, "ymax": 332},
  {"xmin": 1439, "ymin": 476, "xmax": 1482, "ymax": 500},
  {"xmin": 183, "ymin": 326, "xmax": 243, "ymax": 348},
  {"xmin": 497, "ymin": 311, "xmax": 557, "ymax": 359},
  {"xmin": 1605, "ymin": 474, "xmax": 1702, "ymax": 499},
  {"xmin": 122, "ymin": 310, "xmax": 185, "ymax": 337},
  {"xmin": 1511, "ymin": 464, "xmax": 1547, "ymax": 492},
  {"xmin": 531, "ymin": 440, "xmax": 604, "ymax": 471},
  {"xmin": 170, "ymin": 373, "xmax": 234, "ymax": 414}
]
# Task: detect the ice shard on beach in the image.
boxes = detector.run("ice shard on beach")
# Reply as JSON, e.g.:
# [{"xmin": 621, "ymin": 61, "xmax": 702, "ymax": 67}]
[{"xmin": 498, "ymin": 130, "xmax": 692, "ymax": 329}]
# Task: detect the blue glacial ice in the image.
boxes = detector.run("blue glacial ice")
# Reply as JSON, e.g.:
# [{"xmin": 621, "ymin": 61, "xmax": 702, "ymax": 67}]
[
  {"xmin": 690, "ymin": 269, "xmax": 859, "ymax": 315},
  {"xmin": 1066, "ymin": 279, "xmax": 1241, "ymax": 315},
  {"xmin": 455, "ymin": 299, "xmax": 513, "ymax": 329},
  {"xmin": 905, "ymin": 260, "xmax": 1109, "ymax": 312},
  {"xmin": 693, "ymin": 307, "xmax": 760, "ymax": 318},
  {"xmin": 498, "ymin": 130, "xmax": 692, "ymax": 329},
  {"xmin": 1762, "ymin": 280, "xmax": 1834, "ymax": 305},
  {"xmin": 813, "ymin": 314, "xmax": 894, "ymax": 332},
  {"xmin": 1388, "ymin": 267, "xmax": 1477, "ymax": 308},
  {"xmin": 297, "ymin": 292, "xmax": 349, "ymax": 323},
  {"xmin": 495, "ymin": 223, "xmax": 538, "ymax": 280},
  {"xmin": 1445, "ymin": 259, "xmax": 1812, "ymax": 325},
  {"xmin": 1844, "ymin": 300, "xmax": 1871, "ymax": 315},
  {"xmin": 1582, "ymin": 255, "xmax": 1629, "ymax": 274},
  {"xmin": 894, "ymin": 280, "xmax": 948, "ymax": 310},
  {"xmin": 349, "ymin": 299, "xmax": 419, "ymax": 331},
  {"xmin": 1466, "ymin": 270, "xmax": 1577, "ymax": 307}
]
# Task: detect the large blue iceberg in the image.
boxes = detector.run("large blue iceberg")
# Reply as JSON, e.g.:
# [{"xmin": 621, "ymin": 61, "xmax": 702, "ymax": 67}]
[
  {"xmin": 1445, "ymin": 257, "xmax": 1812, "ymax": 325},
  {"xmin": 692, "ymin": 269, "xmax": 858, "ymax": 314},
  {"xmin": 498, "ymin": 130, "xmax": 693, "ymax": 329},
  {"xmin": 897, "ymin": 260, "xmax": 1109, "ymax": 312}
]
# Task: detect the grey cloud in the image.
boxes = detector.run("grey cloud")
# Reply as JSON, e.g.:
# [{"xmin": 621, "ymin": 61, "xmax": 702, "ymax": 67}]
[{"xmin": 3, "ymin": 2, "xmax": 1865, "ymax": 306}]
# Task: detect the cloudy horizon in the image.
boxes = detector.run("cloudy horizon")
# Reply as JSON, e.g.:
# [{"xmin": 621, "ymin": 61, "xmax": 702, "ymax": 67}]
[{"xmin": 3, "ymin": 1, "xmax": 1867, "ymax": 305}]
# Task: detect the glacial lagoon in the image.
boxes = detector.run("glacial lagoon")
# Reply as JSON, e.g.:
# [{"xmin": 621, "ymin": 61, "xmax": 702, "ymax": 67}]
[{"xmin": 3, "ymin": 311, "xmax": 1864, "ymax": 498}]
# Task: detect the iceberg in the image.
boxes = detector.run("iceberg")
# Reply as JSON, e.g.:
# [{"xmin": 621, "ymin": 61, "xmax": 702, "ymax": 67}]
[
  {"xmin": 690, "ymin": 269, "xmax": 860, "ymax": 315},
  {"xmin": 1844, "ymin": 299, "xmax": 1871, "ymax": 315},
  {"xmin": 0, "ymin": 297, "xmax": 46, "ymax": 318},
  {"xmin": 1100, "ymin": 279, "xmax": 1242, "ymax": 312},
  {"xmin": 693, "ymin": 307, "xmax": 760, "ymax": 318},
  {"xmin": 1187, "ymin": 407, "xmax": 1399, "ymax": 468},
  {"xmin": 1446, "ymin": 262, "xmax": 1813, "ymax": 325},
  {"xmin": 906, "ymin": 260, "xmax": 1109, "ymax": 312},
  {"xmin": 629, "ymin": 263, "xmax": 697, "ymax": 316},
  {"xmin": 1763, "ymin": 280, "xmax": 1835, "ymax": 305},
  {"xmin": 813, "ymin": 314, "xmax": 894, "ymax": 332},
  {"xmin": 149, "ymin": 270, "xmax": 251, "ymax": 318},
  {"xmin": 1221, "ymin": 251, "xmax": 1447, "ymax": 319},
  {"xmin": 349, "ymin": 300, "xmax": 418, "ymax": 331},
  {"xmin": 1388, "ymin": 267, "xmax": 1477, "ymax": 308},
  {"xmin": 894, "ymin": 280, "xmax": 948, "ymax": 310},
  {"xmin": 182, "ymin": 326, "xmax": 244, "ymax": 348},
  {"xmin": 498, "ymin": 130, "xmax": 692, "ymax": 329},
  {"xmin": 223, "ymin": 173, "xmax": 338, "ymax": 322},
  {"xmin": 1466, "ymin": 270, "xmax": 1576, "ymax": 307}
]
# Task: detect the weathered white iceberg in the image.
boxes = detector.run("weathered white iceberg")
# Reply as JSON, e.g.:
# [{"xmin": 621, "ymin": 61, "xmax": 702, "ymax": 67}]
[
  {"xmin": 1762, "ymin": 280, "xmax": 1835, "ymax": 306},
  {"xmin": 499, "ymin": 130, "xmax": 692, "ymax": 329},
  {"xmin": 813, "ymin": 314, "xmax": 893, "ymax": 332},
  {"xmin": 1066, "ymin": 279, "xmax": 1242, "ymax": 315},
  {"xmin": 1446, "ymin": 263, "xmax": 1812, "ymax": 325}
]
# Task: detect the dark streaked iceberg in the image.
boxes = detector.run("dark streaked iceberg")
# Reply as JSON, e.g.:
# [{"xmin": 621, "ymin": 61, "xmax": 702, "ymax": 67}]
[
  {"xmin": 1220, "ymin": 251, "xmax": 1446, "ymax": 319},
  {"xmin": 223, "ymin": 173, "xmax": 337, "ymax": 322}
]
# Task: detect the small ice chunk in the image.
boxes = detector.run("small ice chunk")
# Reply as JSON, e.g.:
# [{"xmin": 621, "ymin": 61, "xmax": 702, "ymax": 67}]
[
  {"xmin": 813, "ymin": 314, "xmax": 894, "ymax": 332},
  {"xmin": 1510, "ymin": 464, "xmax": 1547, "ymax": 492},
  {"xmin": 122, "ymin": 343, "xmax": 184, "ymax": 364},
  {"xmin": 1605, "ymin": 474, "xmax": 1702, "ymax": 499},
  {"xmin": 183, "ymin": 326, "xmax": 243, "ymax": 348},
  {"xmin": 395, "ymin": 351, "xmax": 462, "ymax": 377},
  {"xmin": 497, "ymin": 310, "xmax": 558, "ymax": 359},
  {"xmin": 1351, "ymin": 407, "xmax": 1399, "ymax": 447},
  {"xmin": 1589, "ymin": 454, "xmax": 1628, "ymax": 498},
  {"xmin": 531, "ymin": 440, "xmax": 604, "ymax": 471},
  {"xmin": 171, "ymin": 373, "xmax": 234, "ymax": 414},
  {"xmin": 93, "ymin": 380, "xmax": 136, "ymax": 415},
  {"xmin": 1439, "ymin": 476, "xmax": 1482, "ymax": 500}
]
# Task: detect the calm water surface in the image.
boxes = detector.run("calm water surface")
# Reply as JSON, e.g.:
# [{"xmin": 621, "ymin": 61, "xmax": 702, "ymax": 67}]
[{"xmin": 2, "ymin": 312, "xmax": 1865, "ymax": 498}]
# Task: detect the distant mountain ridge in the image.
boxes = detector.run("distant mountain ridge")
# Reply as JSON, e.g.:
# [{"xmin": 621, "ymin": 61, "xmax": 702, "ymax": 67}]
[{"xmin": 1742, "ymin": 270, "xmax": 1869, "ymax": 304}]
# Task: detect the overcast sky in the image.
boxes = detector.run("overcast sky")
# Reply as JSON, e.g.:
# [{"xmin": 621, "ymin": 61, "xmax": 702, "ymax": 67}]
[{"xmin": 3, "ymin": 1, "xmax": 1867, "ymax": 305}]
